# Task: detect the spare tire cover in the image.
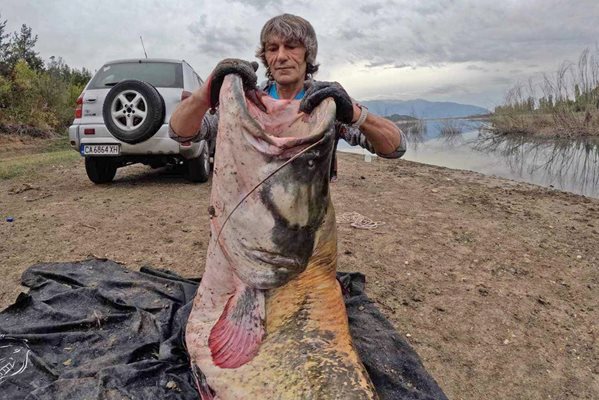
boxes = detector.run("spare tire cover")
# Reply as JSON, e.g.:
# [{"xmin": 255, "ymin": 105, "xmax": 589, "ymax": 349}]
[{"xmin": 102, "ymin": 80, "xmax": 165, "ymax": 144}]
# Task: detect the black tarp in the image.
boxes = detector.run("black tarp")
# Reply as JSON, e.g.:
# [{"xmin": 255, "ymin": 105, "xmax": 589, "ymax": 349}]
[{"xmin": 0, "ymin": 259, "xmax": 447, "ymax": 400}]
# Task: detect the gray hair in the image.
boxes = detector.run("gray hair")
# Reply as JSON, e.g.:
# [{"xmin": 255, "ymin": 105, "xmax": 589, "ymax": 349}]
[{"xmin": 256, "ymin": 14, "xmax": 319, "ymax": 80}]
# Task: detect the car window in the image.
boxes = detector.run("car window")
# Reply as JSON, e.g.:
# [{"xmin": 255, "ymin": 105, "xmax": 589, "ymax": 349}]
[{"xmin": 88, "ymin": 62, "xmax": 184, "ymax": 89}]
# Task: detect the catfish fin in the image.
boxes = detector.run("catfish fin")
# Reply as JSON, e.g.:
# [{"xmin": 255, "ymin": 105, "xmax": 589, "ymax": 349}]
[{"xmin": 208, "ymin": 286, "xmax": 265, "ymax": 369}]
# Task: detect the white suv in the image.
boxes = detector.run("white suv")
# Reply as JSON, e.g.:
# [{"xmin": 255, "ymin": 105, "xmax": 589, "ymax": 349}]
[{"xmin": 69, "ymin": 58, "xmax": 213, "ymax": 183}]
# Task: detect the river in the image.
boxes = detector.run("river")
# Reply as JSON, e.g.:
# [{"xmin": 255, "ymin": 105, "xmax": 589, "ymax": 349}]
[{"xmin": 337, "ymin": 119, "xmax": 599, "ymax": 199}]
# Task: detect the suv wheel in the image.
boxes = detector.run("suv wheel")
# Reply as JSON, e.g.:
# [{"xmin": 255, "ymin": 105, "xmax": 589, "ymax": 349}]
[
  {"xmin": 185, "ymin": 146, "xmax": 211, "ymax": 183},
  {"xmin": 85, "ymin": 157, "xmax": 117, "ymax": 184},
  {"xmin": 103, "ymin": 80, "xmax": 165, "ymax": 144}
]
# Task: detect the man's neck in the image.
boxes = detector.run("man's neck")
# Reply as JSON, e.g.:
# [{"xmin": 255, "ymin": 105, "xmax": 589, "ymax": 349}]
[{"xmin": 275, "ymin": 81, "xmax": 304, "ymax": 100}]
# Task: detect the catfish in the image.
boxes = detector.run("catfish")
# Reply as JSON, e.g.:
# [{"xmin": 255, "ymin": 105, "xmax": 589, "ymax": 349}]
[{"xmin": 185, "ymin": 74, "xmax": 378, "ymax": 400}]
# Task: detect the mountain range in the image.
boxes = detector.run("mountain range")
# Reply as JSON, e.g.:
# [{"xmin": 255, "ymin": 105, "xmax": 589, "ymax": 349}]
[{"xmin": 360, "ymin": 99, "xmax": 489, "ymax": 119}]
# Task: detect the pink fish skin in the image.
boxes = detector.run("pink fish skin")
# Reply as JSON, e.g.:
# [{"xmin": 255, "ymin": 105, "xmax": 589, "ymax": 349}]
[{"xmin": 186, "ymin": 75, "xmax": 378, "ymax": 400}]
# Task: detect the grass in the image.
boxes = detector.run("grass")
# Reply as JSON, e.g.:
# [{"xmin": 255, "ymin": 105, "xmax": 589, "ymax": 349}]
[
  {"xmin": 0, "ymin": 133, "xmax": 80, "ymax": 180},
  {"xmin": 40, "ymin": 135, "xmax": 72, "ymax": 153},
  {"xmin": 0, "ymin": 148, "xmax": 80, "ymax": 180},
  {"xmin": 490, "ymin": 110, "xmax": 599, "ymax": 138}
]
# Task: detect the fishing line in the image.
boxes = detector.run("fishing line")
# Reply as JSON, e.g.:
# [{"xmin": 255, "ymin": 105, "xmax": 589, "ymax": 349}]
[{"xmin": 215, "ymin": 135, "xmax": 329, "ymax": 242}]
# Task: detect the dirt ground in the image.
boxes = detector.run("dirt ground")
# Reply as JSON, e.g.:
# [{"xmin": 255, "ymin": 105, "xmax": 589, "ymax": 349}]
[{"xmin": 1, "ymin": 150, "xmax": 598, "ymax": 400}]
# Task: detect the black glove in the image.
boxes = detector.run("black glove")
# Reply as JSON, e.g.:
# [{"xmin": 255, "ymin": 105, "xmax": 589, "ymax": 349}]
[
  {"xmin": 209, "ymin": 59, "xmax": 259, "ymax": 108},
  {"xmin": 299, "ymin": 81, "xmax": 354, "ymax": 124}
]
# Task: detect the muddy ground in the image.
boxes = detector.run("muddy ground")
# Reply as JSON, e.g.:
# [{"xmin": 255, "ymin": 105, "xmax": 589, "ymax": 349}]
[{"xmin": 0, "ymin": 150, "xmax": 597, "ymax": 400}]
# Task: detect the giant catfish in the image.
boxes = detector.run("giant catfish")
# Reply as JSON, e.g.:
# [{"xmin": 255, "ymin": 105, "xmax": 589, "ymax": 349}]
[{"xmin": 185, "ymin": 74, "xmax": 378, "ymax": 400}]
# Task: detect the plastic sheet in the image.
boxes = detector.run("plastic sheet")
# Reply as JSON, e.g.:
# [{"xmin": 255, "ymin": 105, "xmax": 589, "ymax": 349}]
[{"xmin": 0, "ymin": 259, "xmax": 447, "ymax": 400}]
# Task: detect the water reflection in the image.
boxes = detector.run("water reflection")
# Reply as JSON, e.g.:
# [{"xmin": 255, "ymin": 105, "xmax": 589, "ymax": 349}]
[
  {"xmin": 401, "ymin": 119, "xmax": 599, "ymax": 198},
  {"xmin": 472, "ymin": 133, "xmax": 599, "ymax": 197},
  {"xmin": 438, "ymin": 120, "xmax": 465, "ymax": 146},
  {"xmin": 397, "ymin": 120, "xmax": 426, "ymax": 149},
  {"xmin": 337, "ymin": 118, "xmax": 599, "ymax": 198}
]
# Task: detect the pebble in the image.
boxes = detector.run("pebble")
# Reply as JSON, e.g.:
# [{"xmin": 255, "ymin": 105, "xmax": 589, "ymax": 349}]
[
  {"xmin": 6, "ymin": 217, "xmax": 14, "ymax": 223},
  {"xmin": 576, "ymin": 255, "xmax": 582, "ymax": 260}
]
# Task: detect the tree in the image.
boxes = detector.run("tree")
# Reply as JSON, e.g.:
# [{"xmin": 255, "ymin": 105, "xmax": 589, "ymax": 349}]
[
  {"xmin": 7, "ymin": 24, "xmax": 44, "ymax": 71},
  {"xmin": 0, "ymin": 14, "xmax": 10, "ymax": 75},
  {"xmin": 70, "ymin": 67, "xmax": 91, "ymax": 87}
]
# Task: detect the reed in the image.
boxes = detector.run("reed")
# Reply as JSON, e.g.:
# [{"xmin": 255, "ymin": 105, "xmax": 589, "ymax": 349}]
[{"xmin": 492, "ymin": 48, "xmax": 599, "ymax": 137}]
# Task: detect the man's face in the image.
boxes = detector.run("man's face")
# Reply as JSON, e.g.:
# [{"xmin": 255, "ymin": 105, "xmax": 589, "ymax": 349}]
[{"xmin": 264, "ymin": 36, "xmax": 307, "ymax": 86}]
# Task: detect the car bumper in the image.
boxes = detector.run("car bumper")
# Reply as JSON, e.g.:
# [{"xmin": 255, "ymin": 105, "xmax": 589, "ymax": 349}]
[{"xmin": 68, "ymin": 123, "xmax": 203, "ymax": 159}]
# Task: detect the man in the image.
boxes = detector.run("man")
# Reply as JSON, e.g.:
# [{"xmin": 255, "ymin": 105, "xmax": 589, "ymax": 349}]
[{"xmin": 169, "ymin": 14, "xmax": 406, "ymax": 174}]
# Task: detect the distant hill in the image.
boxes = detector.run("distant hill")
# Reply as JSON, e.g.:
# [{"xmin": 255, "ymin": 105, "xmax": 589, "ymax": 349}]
[
  {"xmin": 361, "ymin": 99, "xmax": 489, "ymax": 119},
  {"xmin": 384, "ymin": 114, "xmax": 418, "ymax": 122}
]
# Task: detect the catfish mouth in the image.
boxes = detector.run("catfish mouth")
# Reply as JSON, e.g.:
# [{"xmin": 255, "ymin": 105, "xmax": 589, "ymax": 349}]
[
  {"xmin": 243, "ymin": 90, "xmax": 334, "ymax": 159},
  {"xmin": 243, "ymin": 127, "xmax": 326, "ymax": 158}
]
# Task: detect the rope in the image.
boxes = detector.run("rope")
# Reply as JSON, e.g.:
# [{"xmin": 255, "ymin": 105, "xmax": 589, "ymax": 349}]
[{"xmin": 336, "ymin": 212, "xmax": 385, "ymax": 230}]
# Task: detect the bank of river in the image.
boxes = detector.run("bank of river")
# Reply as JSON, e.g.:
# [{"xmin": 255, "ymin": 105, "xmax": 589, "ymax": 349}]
[{"xmin": 338, "ymin": 120, "xmax": 599, "ymax": 198}]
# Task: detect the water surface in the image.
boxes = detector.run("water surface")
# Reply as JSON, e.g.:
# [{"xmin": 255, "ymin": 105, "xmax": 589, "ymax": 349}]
[{"xmin": 337, "ymin": 120, "xmax": 599, "ymax": 199}]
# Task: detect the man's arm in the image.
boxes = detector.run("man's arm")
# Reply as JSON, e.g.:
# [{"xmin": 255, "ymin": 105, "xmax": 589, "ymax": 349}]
[
  {"xmin": 299, "ymin": 81, "xmax": 406, "ymax": 158},
  {"xmin": 348, "ymin": 104, "xmax": 406, "ymax": 158},
  {"xmin": 169, "ymin": 84, "xmax": 212, "ymax": 141},
  {"xmin": 170, "ymin": 59, "xmax": 259, "ymax": 142}
]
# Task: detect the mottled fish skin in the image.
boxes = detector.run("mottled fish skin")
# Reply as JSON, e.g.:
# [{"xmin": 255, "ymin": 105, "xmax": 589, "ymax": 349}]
[{"xmin": 185, "ymin": 75, "xmax": 378, "ymax": 400}]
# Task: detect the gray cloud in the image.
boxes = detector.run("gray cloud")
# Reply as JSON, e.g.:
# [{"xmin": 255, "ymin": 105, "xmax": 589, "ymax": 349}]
[
  {"xmin": 233, "ymin": 0, "xmax": 277, "ymax": 9},
  {"xmin": 1, "ymin": 0, "xmax": 597, "ymax": 107},
  {"xmin": 358, "ymin": 2, "xmax": 386, "ymax": 15},
  {"xmin": 321, "ymin": 0, "xmax": 599, "ymax": 67},
  {"xmin": 364, "ymin": 60, "xmax": 412, "ymax": 69},
  {"xmin": 424, "ymin": 83, "xmax": 473, "ymax": 97},
  {"xmin": 466, "ymin": 65, "xmax": 487, "ymax": 72},
  {"xmin": 188, "ymin": 14, "xmax": 254, "ymax": 57},
  {"xmin": 336, "ymin": 27, "xmax": 368, "ymax": 41}
]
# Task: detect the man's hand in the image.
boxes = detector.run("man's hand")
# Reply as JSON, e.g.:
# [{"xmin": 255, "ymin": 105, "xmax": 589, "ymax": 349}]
[
  {"xmin": 299, "ymin": 81, "xmax": 354, "ymax": 124},
  {"xmin": 209, "ymin": 59, "xmax": 259, "ymax": 108}
]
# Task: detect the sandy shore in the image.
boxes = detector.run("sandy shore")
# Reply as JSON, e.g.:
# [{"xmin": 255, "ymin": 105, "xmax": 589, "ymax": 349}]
[{"xmin": 0, "ymin": 152, "xmax": 597, "ymax": 399}]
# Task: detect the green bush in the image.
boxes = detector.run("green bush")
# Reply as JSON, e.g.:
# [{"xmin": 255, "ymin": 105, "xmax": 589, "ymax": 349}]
[
  {"xmin": 0, "ymin": 17, "xmax": 90, "ymax": 135},
  {"xmin": 0, "ymin": 59, "xmax": 89, "ymax": 133}
]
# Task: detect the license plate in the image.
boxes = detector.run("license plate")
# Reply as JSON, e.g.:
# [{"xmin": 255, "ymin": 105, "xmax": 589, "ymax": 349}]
[{"xmin": 81, "ymin": 144, "xmax": 120, "ymax": 156}]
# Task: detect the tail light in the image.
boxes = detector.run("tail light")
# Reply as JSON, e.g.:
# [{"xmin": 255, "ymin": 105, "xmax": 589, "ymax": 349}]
[
  {"xmin": 181, "ymin": 90, "xmax": 192, "ymax": 101},
  {"xmin": 75, "ymin": 93, "xmax": 84, "ymax": 119}
]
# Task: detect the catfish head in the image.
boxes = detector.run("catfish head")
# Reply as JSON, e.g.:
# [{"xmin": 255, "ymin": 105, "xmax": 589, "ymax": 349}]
[{"xmin": 212, "ymin": 75, "xmax": 337, "ymax": 291}]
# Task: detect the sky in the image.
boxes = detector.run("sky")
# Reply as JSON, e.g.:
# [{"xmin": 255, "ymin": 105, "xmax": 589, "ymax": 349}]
[{"xmin": 1, "ymin": 0, "xmax": 598, "ymax": 110}]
